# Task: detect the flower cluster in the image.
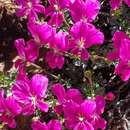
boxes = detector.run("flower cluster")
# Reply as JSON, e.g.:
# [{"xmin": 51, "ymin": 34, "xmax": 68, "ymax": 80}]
[
  {"xmin": 12, "ymin": 72, "xmax": 49, "ymax": 115},
  {"xmin": 0, "ymin": 67, "xmax": 49, "ymax": 128},
  {"xmin": 1, "ymin": 0, "xmax": 130, "ymax": 129},
  {"xmin": 52, "ymin": 83, "xmax": 106, "ymax": 130},
  {"xmin": 108, "ymin": 31, "xmax": 130, "ymax": 81},
  {"xmin": 16, "ymin": 0, "xmax": 45, "ymax": 20},
  {"xmin": 0, "ymin": 72, "xmax": 106, "ymax": 129},
  {"xmin": 15, "ymin": 0, "xmax": 104, "ymax": 69},
  {"xmin": 0, "ymin": 91, "xmax": 22, "ymax": 128},
  {"xmin": 0, "ymin": 0, "xmax": 110, "ymax": 129}
]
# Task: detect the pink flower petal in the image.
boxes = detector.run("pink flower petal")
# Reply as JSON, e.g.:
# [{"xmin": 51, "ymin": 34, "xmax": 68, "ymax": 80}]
[
  {"xmin": 74, "ymin": 122, "xmax": 94, "ymax": 130},
  {"xmin": 52, "ymin": 83, "xmax": 66, "ymax": 104},
  {"xmin": 25, "ymin": 39, "xmax": 39, "ymax": 62},
  {"xmin": 91, "ymin": 115, "xmax": 106, "ymax": 130},
  {"xmin": 8, "ymin": 118, "xmax": 16, "ymax": 128},
  {"xmin": 48, "ymin": 119, "xmax": 62, "ymax": 130},
  {"xmin": 66, "ymin": 88, "xmax": 83, "ymax": 104},
  {"xmin": 30, "ymin": 74, "xmax": 48, "ymax": 98},
  {"xmin": 119, "ymin": 39, "xmax": 130, "ymax": 63},
  {"xmin": 55, "ymin": 55, "xmax": 65, "ymax": 69},
  {"xmin": 80, "ymin": 100, "xmax": 96, "ymax": 119},
  {"xmin": 32, "ymin": 120, "xmax": 48, "ymax": 130},
  {"xmin": 95, "ymin": 96, "xmax": 105, "ymax": 115},
  {"xmin": 81, "ymin": 49, "xmax": 90, "ymax": 61},
  {"xmin": 15, "ymin": 39, "xmax": 26, "ymax": 60},
  {"xmin": 37, "ymin": 100, "xmax": 49, "ymax": 112},
  {"xmin": 70, "ymin": 0, "xmax": 100, "ymax": 22},
  {"xmin": 110, "ymin": 0, "xmax": 122, "ymax": 10},
  {"xmin": 33, "ymin": 4, "xmax": 45, "ymax": 14}
]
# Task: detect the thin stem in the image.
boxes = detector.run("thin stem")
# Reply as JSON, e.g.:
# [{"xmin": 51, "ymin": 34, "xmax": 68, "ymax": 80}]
[
  {"xmin": 30, "ymin": 63, "xmax": 59, "ymax": 80},
  {"xmin": 84, "ymin": 71, "xmax": 95, "ymax": 97},
  {"xmin": 63, "ymin": 15, "xmax": 70, "ymax": 29}
]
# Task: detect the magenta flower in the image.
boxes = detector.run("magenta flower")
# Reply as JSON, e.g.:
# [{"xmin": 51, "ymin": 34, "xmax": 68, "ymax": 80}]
[
  {"xmin": 28, "ymin": 21, "xmax": 54, "ymax": 45},
  {"xmin": 110, "ymin": 0, "xmax": 130, "ymax": 10},
  {"xmin": 63, "ymin": 96, "xmax": 106, "ymax": 130},
  {"xmin": 69, "ymin": 21, "xmax": 104, "ymax": 60},
  {"xmin": 12, "ymin": 74, "xmax": 49, "ymax": 115},
  {"xmin": 107, "ymin": 31, "xmax": 130, "ymax": 81},
  {"xmin": 0, "ymin": 94, "xmax": 21, "ymax": 128},
  {"xmin": 63, "ymin": 100, "xmax": 96, "ymax": 130},
  {"xmin": 105, "ymin": 92, "xmax": 115, "ymax": 101},
  {"xmin": 115, "ymin": 38, "xmax": 130, "ymax": 81},
  {"xmin": 45, "ymin": 31, "xmax": 68, "ymax": 69},
  {"xmin": 15, "ymin": 38, "xmax": 39, "ymax": 65},
  {"xmin": 107, "ymin": 31, "xmax": 128, "ymax": 61},
  {"xmin": 16, "ymin": 0, "xmax": 45, "ymax": 19},
  {"xmin": 52, "ymin": 83, "xmax": 83, "ymax": 114},
  {"xmin": 32, "ymin": 119, "xmax": 62, "ymax": 130},
  {"xmin": 69, "ymin": 0, "xmax": 100, "ymax": 22}
]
